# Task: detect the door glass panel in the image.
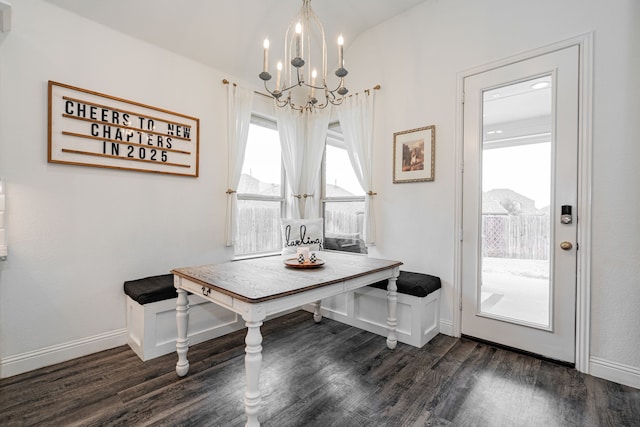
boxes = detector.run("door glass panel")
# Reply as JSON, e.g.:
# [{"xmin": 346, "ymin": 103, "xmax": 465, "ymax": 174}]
[{"xmin": 480, "ymin": 75, "xmax": 552, "ymax": 328}]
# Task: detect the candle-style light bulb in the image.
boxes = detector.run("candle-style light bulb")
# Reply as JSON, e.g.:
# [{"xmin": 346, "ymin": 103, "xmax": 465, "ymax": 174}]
[
  {"xmin": 290, "ymin": 22, "xmax": 305, "ymax": 69},
  {"xmin": 338, "ymin": 34, "xmax": 344, "ymax": 69},
  {"xmin": 335, "ymin": 34, "xmax": 348, "ymax": 78},
  {"xmin": 276, "ymin": 61, "xmax": 283, "ymax": 90},
  {"xmin": 263, "ymin": 38, "xmax": 270, "ymax": 73},
  {"xmin": 295, "ymin": 22, "xmax": 302, "ymax": 58},
  {"xmin": 311, "ymin": 68, "xmax": 317, "ymax": 98}
]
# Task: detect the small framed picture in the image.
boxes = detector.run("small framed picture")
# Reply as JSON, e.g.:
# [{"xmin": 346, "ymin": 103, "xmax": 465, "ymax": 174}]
[{"xmin": 393, "ymin": 125, "xmax": 435, "ymax": 183}]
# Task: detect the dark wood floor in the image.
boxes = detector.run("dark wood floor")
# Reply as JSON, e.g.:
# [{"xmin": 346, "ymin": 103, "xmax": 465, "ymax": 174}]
[{"xmin": 1, "ymin": 311, "xmax": 639, "ymax": 427}]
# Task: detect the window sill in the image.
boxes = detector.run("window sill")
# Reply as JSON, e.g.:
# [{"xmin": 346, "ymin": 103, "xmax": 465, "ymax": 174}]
[{"xmin": 232, "ymin": 251, "xmax": 282, "ymax": 262}]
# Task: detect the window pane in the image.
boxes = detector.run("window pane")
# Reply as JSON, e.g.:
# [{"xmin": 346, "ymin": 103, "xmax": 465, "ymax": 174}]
[
  {"xmin": 238, "ymin": 123, "xmax": 282, "ymax": 196},
  {"xmin": 323, "ymin": 201, "xmax": 367, "ymax": 254},
  {"xmin": 325, "ymin": 144, "xmax": 364, "ymax": 197},
  {"xmin": 235, "ymin": 199, "xmax": 282, "ymax": 254}
]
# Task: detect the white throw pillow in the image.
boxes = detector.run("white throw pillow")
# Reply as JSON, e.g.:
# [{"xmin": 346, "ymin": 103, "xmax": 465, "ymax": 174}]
[{"xmin": 281, "ymin": 218, "xmax": 324, "ymax": 256}]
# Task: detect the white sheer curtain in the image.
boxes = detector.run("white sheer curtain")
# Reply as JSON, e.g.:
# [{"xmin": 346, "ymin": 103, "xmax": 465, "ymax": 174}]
[
  {"xmin": 224, "ymin": 84, "xmax": 253, "ymax": 246},
  {"xmin": 300, "ymin": 108, "xmax": 330, "ymax": 217},
  {"xmin": 276, "ymin": 107, "xmax": 305, "ymax": 219},
  {"xmin": 276, "ymin": 107, "xmax": 330, "ymax": 219},
  {"xmin": 336, "ymin": 90, "xmax": 377, "ymax": 246}
]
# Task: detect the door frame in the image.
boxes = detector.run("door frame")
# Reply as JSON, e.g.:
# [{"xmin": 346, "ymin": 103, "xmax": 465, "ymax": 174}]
[{"xmin": 453, "ymin": 33, "xmax": 594, "ymax": 373}]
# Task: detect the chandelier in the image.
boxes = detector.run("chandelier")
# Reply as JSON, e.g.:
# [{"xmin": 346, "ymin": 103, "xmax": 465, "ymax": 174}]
[{"xmin": 259, "ymin": 0, "xmax": 349, "ymax": 112}]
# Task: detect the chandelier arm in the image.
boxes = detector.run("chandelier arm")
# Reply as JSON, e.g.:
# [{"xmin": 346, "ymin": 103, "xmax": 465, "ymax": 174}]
[
  {"xmin": 275, "ymin": 97, "xmax": 290, "ymax": 109},
  {"xmin": 286, "ymin": 93, "xmax": 313, "ymax": 112},
  {"xmin": 264, "ymin": 79, "xmax": 307, "ymax": 98},
  {"xmin": 312, "ymin": 100, "xmax": 330, "ymax": 110},
  {"xmin": 328, "ymin": 97, "xmax": 344, "ymax": 106},
  {"xmin": 326, "ymin": 79, "xmax": 347, "ymax": 94},
  {"xmin": 283, "ymin": 82, "xmax": 302, "ymax": 93},
  {"xmin": 305, "ymin": 82, "xmax": 326, "ymax": 91}
]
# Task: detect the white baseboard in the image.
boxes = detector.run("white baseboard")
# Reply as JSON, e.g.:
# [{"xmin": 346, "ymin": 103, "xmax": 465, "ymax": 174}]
[
  {"xmin": 0, "ymin": 328, "xmax": 128, "ymax": 379},
  {"xmin": 589, "ymin": 357, "xmax": 640, "ymax": 389},
  {"xmin": 439, "ymin": 319, "xmax": 453, "ymax": 336}
]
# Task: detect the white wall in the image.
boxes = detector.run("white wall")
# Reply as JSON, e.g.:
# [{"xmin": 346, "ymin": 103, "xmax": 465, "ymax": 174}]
[
  {"xmin": 0, "ymin": 0, "xmax": 239, "ymax": 376},
  {"xmin": 349, "ymin": 0, "xmax": 640, "ymax": 387}
]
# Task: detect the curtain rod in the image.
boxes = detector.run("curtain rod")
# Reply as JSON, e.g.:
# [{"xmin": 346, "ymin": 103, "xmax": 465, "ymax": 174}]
[
  {"xmin": 222, "ymin": 79, "xmax": 271, "ymax": 99},
  {"xmin": 222, "ymin": 79, "xmax": 380, "ymax": 99}
]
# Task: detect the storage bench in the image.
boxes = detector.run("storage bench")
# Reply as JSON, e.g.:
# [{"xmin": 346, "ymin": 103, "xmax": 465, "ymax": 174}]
[
  {"xmin": 306, "ymin": 270, "xmax": 441, "ymax": 348},
  {"xmin": 124, "ymin": 274, "xmax": 245, "ymax": 361}
]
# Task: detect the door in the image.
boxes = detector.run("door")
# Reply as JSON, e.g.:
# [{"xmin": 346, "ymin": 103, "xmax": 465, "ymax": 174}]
[{"xmin": 461, "ymin": 46, "xmax": 579, "ymax": 363}]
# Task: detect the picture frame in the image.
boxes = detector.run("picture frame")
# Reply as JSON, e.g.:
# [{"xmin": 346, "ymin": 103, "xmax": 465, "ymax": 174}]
[{"xmin": 393, "ymin": 125, "xmax": 435, "ymax": 183}]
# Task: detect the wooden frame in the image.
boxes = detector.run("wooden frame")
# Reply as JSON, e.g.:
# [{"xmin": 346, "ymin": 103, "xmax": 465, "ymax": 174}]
[
  {"xmin": 393, "ymin": 125, "xmax": 435, "ymax": 183},
  {"xmin": 48, "ymin": 81, "xmax": 199, "ymax": 177}
]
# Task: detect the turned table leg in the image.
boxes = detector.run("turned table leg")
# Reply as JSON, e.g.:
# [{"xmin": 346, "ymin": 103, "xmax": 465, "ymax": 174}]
[
  {"xmin": 386, "ymin": 275, "xmax": 398, "ymax": 350},
  {"xmin": 313, "ymin": 300, "xmax": 323, "ymax": 323},
  {"xmin": 244, "ymin": 319, "xmax": 263, "ymax": 427},
  {"xmin": 175, "ymin": 287, "xmax": 190, "ymax": 376}
]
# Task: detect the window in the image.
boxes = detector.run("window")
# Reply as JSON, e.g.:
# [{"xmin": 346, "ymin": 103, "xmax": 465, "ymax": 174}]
[
  {"xmin": 235, "ymin": 116, "xmax": 284, "ymax": 256},
  {"xmin": 322, "ymin": 124, "xmax": 367, "ymax": 254}
]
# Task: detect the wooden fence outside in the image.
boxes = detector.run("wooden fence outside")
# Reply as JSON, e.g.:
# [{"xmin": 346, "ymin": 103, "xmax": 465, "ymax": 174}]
[
  {"xmin": 324, "ymin": 209, "xmax": 364, "ymax": 236},
  {"xmin": 483, "ymin": 214, "xmax": 550, "ymax": 260},
  {"xmin": 235, "ymin": 205, "xmax": 282, "ymax": 254},
  {"xmin": 234, "ymin": 206, "xmax": 365, "ymax": 255}
]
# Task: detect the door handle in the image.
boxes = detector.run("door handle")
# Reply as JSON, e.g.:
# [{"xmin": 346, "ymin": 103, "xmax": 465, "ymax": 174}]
[{"xmin": 560, "ymin": 241, "xmax": 573, "ymax": 250}]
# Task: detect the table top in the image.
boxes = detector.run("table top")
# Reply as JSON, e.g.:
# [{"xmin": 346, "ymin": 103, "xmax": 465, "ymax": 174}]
[{"xmin": 172, "ymin": 251, "xmax": 402, "ymax": 303}]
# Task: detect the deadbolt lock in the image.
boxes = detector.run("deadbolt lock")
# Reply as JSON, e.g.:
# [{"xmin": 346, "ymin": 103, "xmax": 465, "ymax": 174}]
[{"xmin": 561, "ymin": 205, "xmax": 573, "ymax": 224}]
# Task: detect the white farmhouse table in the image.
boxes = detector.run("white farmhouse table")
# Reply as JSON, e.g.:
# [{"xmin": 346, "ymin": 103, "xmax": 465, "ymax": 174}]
[{"xmin": 171, "ymin": 251, "xmax": 402, "ymax": 427}]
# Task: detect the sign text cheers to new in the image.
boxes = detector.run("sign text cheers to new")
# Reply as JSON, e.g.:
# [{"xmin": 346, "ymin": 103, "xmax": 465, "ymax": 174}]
[{"xmin": 48, "ymin": 81, "xmax": 199, "ymax": 177}]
